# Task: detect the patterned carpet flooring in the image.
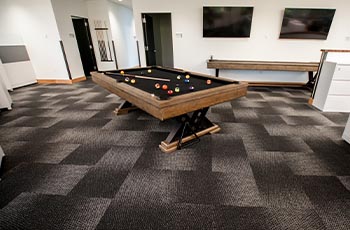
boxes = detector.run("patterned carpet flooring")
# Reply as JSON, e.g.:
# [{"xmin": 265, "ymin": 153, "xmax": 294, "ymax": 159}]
[{"xmin": 0, "ymin": 79, "xmax": 349, "ymax": 229}]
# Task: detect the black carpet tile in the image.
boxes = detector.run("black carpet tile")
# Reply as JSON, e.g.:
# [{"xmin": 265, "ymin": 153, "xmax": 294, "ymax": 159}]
[
  {"xmin": 0, "ymin": 193, "xmax": 110, "ymax": 230},
  {"xmin": 0, "ymin": 81, "xmax": 350, "ymax": 229}
]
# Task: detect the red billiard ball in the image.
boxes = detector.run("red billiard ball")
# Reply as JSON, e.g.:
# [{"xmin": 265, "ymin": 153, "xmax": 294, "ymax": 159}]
[
  {"xmin": 155, "ymin": 83, "xmax": 161, "ymax": 89},
  {"xmin": 167, "ymin": 89, "xmax": 174, "ymax": 95},
  {"xmin": 206, "ymin": 79, "xmax": 212, "ymax": 85},
  {"xmin": 162, "ymin": 84, "xmax": 168, "ymax": 90}
]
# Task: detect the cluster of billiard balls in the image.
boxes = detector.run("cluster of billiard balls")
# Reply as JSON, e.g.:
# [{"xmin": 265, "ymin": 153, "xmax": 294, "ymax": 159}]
[{"xmin": 154, "ymin": 74, "xmax": 212, "ymax": 95}]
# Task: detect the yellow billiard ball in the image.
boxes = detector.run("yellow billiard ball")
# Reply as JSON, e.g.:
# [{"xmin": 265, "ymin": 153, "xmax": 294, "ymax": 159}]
[
  {"xmin": 130, "ymin": 79, "xmax": 136, "ymax": 84},
  {"xmin": 206, "ymin": 79, "xmax": 212, "ymax": 85},
  {"xmin": 120, "ymin": 70, "xmax": 124, "ymax": 74},
  {"xmin": 185, "ymin": 74, "xmax": 190, "ymax": 79},
  {"xmin": 148, "ymin": 69, "xmax": 152, "ymax": 73}
]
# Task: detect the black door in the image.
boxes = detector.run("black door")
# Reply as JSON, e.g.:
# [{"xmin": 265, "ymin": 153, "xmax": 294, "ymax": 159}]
[
  {"xmin": 142, "ymin": 14, "xmax": 156, "ymax": 66},
  {"xmin": 72, "ymin": 18, "xmax": 97, "ymax": 76}
]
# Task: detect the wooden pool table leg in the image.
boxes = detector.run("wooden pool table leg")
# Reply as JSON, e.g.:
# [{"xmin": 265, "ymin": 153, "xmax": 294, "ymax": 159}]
[
  {"xmin": 159, "ymin": 107, "xmax": 221, "ymax": 153},
  {"xmin": 114, "ymin": 100, "xmax": 138, "ymax": 115}
]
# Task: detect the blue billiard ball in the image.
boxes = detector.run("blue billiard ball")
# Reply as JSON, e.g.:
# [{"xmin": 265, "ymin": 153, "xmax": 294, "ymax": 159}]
[{"xmin": 184, "ymin": 79, "xmax": 190, "ymax": 83}]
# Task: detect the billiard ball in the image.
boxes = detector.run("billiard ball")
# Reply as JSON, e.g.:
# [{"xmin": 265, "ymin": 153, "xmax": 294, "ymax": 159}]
[
  {"xmin": 148, "ymin": 69, "xmax": 152, "ymax": 73},
  {"xmin": 185, "ymin": 74, "xmax": 190, "ymax": 79},
  {"xmin": 120, "ymin": 70, "xmax": 124, "ymax": 74},
  {"xmin": 189, "ymin": 86, "xmax": 194, "ymax": 91},
  {"xmin": 184, "ymin": 79, "xmax": 190, "ymax": 83},
  {"xmin": 177, "ymin": 75, "xmax": 181, "ymax": 80},
  {"xmin": 206, "ymin": 79, "xmax": 212, "ymax": 85},
  {"xmin": 174, "ymin": 87, "xmax": 180, "ymax": 93},
  {"xmin": 162, "ymin": 84, "xmax": 168, "ymax": 90},
  {"xmin": 167, "ymin": 90, "xmax": 173, "ymax": 95},
  {"xmin": 124, "ymin": 77, "xmax": 130, "ymax": 82},
  {"xmin": 155, "ymin": 83, "xmax": 161, "ymax": 89},
  {"xmin": 130, "ymin": 79, "xmax": 136, "ymax": 84}
]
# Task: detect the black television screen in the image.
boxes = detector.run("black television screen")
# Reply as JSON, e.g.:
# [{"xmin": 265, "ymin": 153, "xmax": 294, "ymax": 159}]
[
  {"xmin": 203, "ymin": 7, "xmax": 253, "ymax": 38},
  {"xmin": 279, "ymin": 8, "xmax": 336, "ymax": 40}
]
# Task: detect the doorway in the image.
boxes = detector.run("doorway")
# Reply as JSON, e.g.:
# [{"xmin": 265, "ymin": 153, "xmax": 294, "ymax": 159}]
[
  {"xmin": 141, "ymin": 13, "xmax": 174, "ymax": 67},
  {"xmin": 72, "ymin": 17, "xmax": 97, "ymax": 76}
]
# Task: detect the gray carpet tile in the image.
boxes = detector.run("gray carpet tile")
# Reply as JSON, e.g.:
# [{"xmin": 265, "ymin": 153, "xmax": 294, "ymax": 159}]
[
  {"xmin": 68, "ymin": 167, "xmax": 129, "ymax": 198},
  {"xmin": 283, "ymin": 152, "xmax": 336, "ymax": 176},
  {"xmin": 338, "ymin": 176, "xmax": 350, "ymax": 191},
  {"xmin": 1, "ymin": 80, "xmax": 350, "ymax": 229},
  {"xmin": 3, "ymin": 116, "xmax": 61, "ymax": 128},
  {"xmin": 0, "ymin": 163, "xmax": 89, "ymax": 208},
  {"xmin": 133, "ymin": 146, "xmax": 212, "ymax": 172},
  {"xmin": 0, "ymin": 193, "xmax": 110, "ymax": 230},
  {"xmin": 172, "ymin": 170, "xmax": 263, "ymax": 207},
  {"xmin": 248, "ymin": 151, "xmax": 314, "ymax": 208},
  {"xmin": 215, "ymin": 206, "xmax": 326, "ymax": 230},
  {"xmin": 313, "ymin": 200, "xmax": 350, "ymax": 230},
  {"xmin": 60, "ymin": 144, "xmax": 111, "ymax": 165},
  {"xmin": 96, "ymin": 146, "xmax": 144, "ymax": 170},
  {"xmin": 96, "ymin": 202, "xmax": 216, "ymax": 230}
]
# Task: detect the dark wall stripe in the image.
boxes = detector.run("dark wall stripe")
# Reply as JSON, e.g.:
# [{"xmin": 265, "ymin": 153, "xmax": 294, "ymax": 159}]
[
  {"xmin": 0, "ymin": 46, "xmax": 30, "ymax": 63},
  {"xmin": 60, "ymin": 40, "xmax": 72, "ymax": 80}
]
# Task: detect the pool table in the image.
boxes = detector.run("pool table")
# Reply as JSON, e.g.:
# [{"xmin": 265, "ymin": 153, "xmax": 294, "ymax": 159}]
[{"xmin": 91, "ymin": 66, "xmax": 248, "ymax": 152}]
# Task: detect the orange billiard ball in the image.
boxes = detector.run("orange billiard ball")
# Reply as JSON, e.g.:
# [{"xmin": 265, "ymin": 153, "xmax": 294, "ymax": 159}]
[
  {"xmin": 120, "ymin": 70, "xmax": 124, "ymax": 75},
  {"xmin": 206, "ymin": 79, "xmax": 212, "ymax": 85},
  {"xmin": 162, "ymin": 84, "xmax": 168, "ymax": 90},
  {"xmin": 155, "ymin": 83, "xmax": 161, "ymax": 89}
]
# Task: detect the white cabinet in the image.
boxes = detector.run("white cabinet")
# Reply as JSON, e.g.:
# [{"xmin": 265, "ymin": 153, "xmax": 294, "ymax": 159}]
[
  {"xmin": 0, "ymin": 60, "xmax": 12, "ymax": 110},
  {"xmin": 313, "ymin": 62, "xmax": 350, "ymax": 112},
  {"xmin": 343, "ymin": 115, "xmax": 350, "ymax": 144}
]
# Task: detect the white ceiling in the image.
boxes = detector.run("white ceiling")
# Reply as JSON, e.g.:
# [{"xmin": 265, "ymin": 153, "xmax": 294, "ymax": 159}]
[{"xmin": 110, "ymin": 0, "xmax": 133, "ymax": 8}]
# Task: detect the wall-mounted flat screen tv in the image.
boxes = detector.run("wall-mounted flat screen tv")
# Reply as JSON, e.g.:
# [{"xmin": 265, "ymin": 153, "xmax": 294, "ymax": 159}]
[
  {"xmin": 203, "ymin": 7, "xmax": 254, "ymax": 38},
  {"xmin": 279, "ymin": 8, "xmax": 336, "ymax": 40}
]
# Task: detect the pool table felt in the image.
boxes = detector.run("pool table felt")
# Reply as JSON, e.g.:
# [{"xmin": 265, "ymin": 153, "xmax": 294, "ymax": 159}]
[{"xmin": 104, "ymin": 67, "xmax": 238, "ymax": 100}]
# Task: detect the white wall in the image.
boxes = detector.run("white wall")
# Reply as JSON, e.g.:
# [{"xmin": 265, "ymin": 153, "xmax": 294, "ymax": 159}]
[
  {"xmin": 0, "ymin": 0, "xmax": 69, "ymax": 80},
  {"xmin": 108, "ymin": 1, "xmax": 139, "ymax": 69},
  {"xmin": 132, "ymin": 0, "xmax": 350, "ymax": 82},
  {"xmin": 86, "ymin": 0, "xmax": 117, "ymax": 71},
  {"xmin": 51, "ymin": 0, "xmax": 88, "ymax": 79}
]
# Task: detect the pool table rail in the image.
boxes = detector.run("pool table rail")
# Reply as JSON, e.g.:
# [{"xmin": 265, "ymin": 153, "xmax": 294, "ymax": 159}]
[{"xmin": 91, "ymin": 71, "xmax": 247, "ymax": 121}]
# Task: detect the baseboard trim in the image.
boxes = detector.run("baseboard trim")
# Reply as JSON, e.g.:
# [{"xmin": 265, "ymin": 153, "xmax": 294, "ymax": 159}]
[
  {"xmin": 308, "ymin": 98, "xmax": 314, "ymax": 105},
  {"xmin": 37, "ymin": 76, "xmax": 86, "ymax": 85},
  {"xmin": 72, "ymin": 76, "xmax": 87, "ymax": 83}
]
